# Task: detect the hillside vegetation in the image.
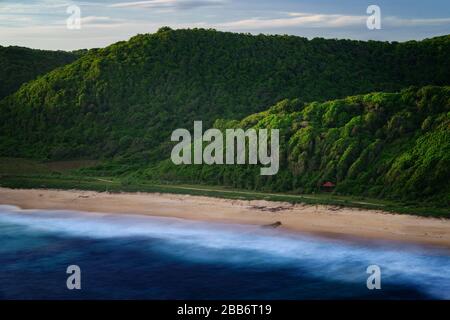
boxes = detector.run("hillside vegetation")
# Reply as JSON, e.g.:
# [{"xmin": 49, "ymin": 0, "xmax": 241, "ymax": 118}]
[
  {"xmin": 0, "ymin": 46, "xmax": 81, "ymax": 99},
  {"xmin": 144, "ymin": 86, "xmax": 450, "ymax": 205},
  {"xmin": 1, "ymin": 29, "xmax": 448, "ymax": 163}
]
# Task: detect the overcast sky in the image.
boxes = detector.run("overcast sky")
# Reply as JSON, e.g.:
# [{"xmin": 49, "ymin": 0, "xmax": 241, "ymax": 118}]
[{"xmin": 1, "ymin": 0, "xmax": 449, "ymax": 50}]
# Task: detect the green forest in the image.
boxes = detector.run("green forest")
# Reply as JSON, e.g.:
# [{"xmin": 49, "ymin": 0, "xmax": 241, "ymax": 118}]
[
  {"xmin": 144, "ymin": 86, "xmax": 449, "ymax": 205},
  {"xmin": 0, "ymin": 28, "xmax": 449, "ymax": 206},
  {"xmin": 0, "ymin": 46, "xmax": 81, "ymax": 100}
]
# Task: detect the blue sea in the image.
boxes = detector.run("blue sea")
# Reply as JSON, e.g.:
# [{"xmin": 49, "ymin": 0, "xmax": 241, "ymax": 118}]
[{"xmin": 0, "ymin": 204, "xmax": 449, "ymax": 300}]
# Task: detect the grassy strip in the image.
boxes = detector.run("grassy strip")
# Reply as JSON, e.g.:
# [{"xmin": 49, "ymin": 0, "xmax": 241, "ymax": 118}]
[{"xmin": 0, "ymin": 174, "xmax": 448, "ymax": 218}]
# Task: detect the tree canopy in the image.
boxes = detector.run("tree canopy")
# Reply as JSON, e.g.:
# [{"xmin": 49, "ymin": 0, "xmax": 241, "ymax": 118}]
[
  {"xmin": 145, "ymin": 86, "xmax": 449, "ymax": 204},
  {"xmin": 0, "ymin": 45, "xmax": 81, "ymax": 99}
]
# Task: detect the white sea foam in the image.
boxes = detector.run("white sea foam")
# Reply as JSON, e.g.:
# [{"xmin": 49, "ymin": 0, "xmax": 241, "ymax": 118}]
[{"xmin": 0, "ymin": 205, "xmax": 449, "ymax": 298}]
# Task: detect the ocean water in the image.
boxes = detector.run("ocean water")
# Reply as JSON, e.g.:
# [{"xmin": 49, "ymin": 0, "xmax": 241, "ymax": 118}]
[{"xmin": 0, "ymin": 205, "xmax": 449, "ymax": 300}]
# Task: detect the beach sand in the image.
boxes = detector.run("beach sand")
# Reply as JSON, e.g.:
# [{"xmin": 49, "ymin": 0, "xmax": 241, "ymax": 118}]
[{"xmin": 0, "ymin": 187, "xmax": 449, "ymax": 249}]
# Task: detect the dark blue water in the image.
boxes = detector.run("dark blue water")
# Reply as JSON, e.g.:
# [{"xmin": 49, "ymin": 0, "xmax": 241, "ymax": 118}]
[{"xmin": 0, "ymin": 205, "xmax": 449, "ymax": 300}]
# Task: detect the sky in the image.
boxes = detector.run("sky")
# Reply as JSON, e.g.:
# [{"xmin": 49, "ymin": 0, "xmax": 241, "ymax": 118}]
[{"xmin": 1, "ymin": 0, "xmax": 449, "ymax": 50}]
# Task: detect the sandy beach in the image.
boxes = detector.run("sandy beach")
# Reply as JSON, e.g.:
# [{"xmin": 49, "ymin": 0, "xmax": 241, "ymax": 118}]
[{"xmin": 0, "ymin": 187, "xmax": 449, "ymax": 249}]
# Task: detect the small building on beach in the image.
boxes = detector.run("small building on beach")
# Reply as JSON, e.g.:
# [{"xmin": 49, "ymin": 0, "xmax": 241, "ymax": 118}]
[{"xmin": 321, "ymin": 181, "xmax": 336, "ymax": 192}]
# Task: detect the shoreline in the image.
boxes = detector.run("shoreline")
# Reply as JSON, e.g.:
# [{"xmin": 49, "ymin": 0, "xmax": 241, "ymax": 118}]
[{"xmin": 1, "ymin": 187, "xmax": 450, "ymax": 249}]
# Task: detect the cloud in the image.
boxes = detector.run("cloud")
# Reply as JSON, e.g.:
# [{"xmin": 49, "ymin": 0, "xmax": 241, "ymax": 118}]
[
  {"xmin": 80, "ymin": 16, "xmax": 125, "ymax": 26},
  {"xmin": 110, "ymin": 0, "xmax": 225, "ymax": 10},
  {"xmin": 215, "ymin": 11, "xmax": 450, "ymax": 30},
  {"xmin": 216, "ymin": 12, "xmax": 366, "ymax": 29},
  {"xmin": 385, "ymin": 16, "xmax": 450, "ymax": 27},
  {"xmin": 0, "ymin": 19, "xmax": 211, "ymax": 50},
  {"xmin": 0, "ymin": 0, "xmax": 70, "ymax": 13}
]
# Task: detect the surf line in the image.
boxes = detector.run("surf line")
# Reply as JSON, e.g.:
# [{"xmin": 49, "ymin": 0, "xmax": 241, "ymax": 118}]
[{"xmin": 171, "ymin": 121, "xmax": 280, "ymax": 175}]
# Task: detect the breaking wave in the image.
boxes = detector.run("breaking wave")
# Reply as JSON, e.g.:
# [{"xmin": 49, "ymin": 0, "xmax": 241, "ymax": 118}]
[{"xmin": 0, "ymin": 205, "xmax": 449, "ymax": 299}]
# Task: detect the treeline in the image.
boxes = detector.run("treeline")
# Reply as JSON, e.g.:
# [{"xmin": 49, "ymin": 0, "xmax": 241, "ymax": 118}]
[
  {"xmin": 1, "ymin": 28, "xmax": 449, "ymax": 164},
  {"xmin": 0, "ymin": 46, "xmax": 81, "ymax": 99},
  {"xmin": 143, "ymin": 86, "xmax": 450, "ymax": 204}
]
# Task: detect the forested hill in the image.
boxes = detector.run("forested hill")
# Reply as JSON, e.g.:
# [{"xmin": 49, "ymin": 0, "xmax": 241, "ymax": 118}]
[
  {"xmin": 146, "ymin": 86, "xmax": 450, "ymax": 204},
  {"xmin": 0, "ymin": 46, "xmax": 81, "ymax": 100},
  {"xmin": 0, "ymin": 28, "xmax": 449, "ymax": 163}
]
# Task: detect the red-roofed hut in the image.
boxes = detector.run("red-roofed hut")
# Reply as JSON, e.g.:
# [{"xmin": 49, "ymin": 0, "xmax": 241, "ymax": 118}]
[{"xmin": 321, "ymin": 181, "xmax": 336, "ymax": 192}]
